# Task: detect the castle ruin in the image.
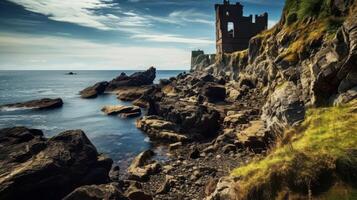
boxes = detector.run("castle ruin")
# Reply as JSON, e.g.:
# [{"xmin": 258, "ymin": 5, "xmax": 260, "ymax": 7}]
[{"xmin": 215, "ymin": 0, "xmax": 268, "ymax": 54}]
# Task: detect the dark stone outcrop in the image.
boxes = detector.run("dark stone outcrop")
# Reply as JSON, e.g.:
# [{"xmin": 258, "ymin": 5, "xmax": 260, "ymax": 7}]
[
  {"xmin": 80, "ymin": 81, "xmax": 109, "ymax": 99},
  {"xmin": 0, "ymin": 127, "xmax": 113, "ymax": 200},
  {"xmin": 0, "ymin": 98, "xmax": 63, "ymax": 110},
  {"xmin": 107, "ymin": 67, "xmax": 156, "ymax": 90},
  {"xmin": 202, "ymin": 83, "xmax": 226, "ymax": 102}
]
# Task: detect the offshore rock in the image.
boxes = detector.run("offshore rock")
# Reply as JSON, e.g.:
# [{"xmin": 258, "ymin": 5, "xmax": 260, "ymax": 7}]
[
  {"xmin": 1, "ymin": 98, "xmax": 63, "ymax": 110},
  {"xmin": 107, "ymin": 67, "xmax": 156, "ymax": 90},
  {"xmin": 80, "ymin": 81, "xmax": 109, "ymax": 99}
]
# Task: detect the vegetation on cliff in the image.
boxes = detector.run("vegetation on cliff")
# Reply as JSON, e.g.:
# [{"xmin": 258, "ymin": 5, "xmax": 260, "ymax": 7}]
[{"xmin": 231, "ymin": 100, "xmax": 357, "ymax": 199}]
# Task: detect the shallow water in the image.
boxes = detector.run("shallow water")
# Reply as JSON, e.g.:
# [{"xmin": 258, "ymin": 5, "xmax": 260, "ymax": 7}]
[{"xmin": 0, "ymin": 70, "xmax": 183, "ymax": 166}]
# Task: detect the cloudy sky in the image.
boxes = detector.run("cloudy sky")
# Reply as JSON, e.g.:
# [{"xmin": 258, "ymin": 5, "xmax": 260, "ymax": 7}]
[{"xmin": 0, "ymin": 0, "xmax": 285, "ymax": 70}]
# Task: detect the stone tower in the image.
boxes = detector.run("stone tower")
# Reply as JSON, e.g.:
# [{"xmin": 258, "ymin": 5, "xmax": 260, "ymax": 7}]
[{"xmin": 215, "ymin": 0, "xmax": 268, "ymax": 54}]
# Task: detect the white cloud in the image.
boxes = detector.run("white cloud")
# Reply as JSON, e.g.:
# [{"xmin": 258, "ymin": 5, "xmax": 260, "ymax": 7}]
[
  {"xmin": 132, "ymin": 34, "xmax": 214, "ymax": 45},
  {"xmin": 7, "ymin": 0, "xmax": 113, "ymax": 30},
  {"xmin": 168, "ymin": 9, "xmax": 213, "ymax": 25},
  {"xmin": 0, "ymin": 33, "xmax": 191, "ymax": 70}
]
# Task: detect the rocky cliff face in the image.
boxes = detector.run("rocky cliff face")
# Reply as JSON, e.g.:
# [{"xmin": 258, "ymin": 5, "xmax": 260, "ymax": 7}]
[{"xmin": 192, "ymin": 0, "xmax": 357, "ymax": 135}]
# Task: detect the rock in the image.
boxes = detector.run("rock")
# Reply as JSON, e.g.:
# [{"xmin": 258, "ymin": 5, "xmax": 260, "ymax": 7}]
[
  {"xmin": 107, "ymin": 67, "xmax": 156, "ymax": 90},
  {"xmin": 162, "ymin": 165, "xmax": 174, "ymax": 173},
  {"xmin": 204, "ymin": 177, "xmax": 235, "ymax": 200},
  {"xmin": 169, "ymin": 142, "xmax": 183, "ymax": 151},
  {"xmin": 262, "ymin": 81, "xmax": 305, "ymax": 134},
  {"xmin": 202, "ymin": 83, "xmax": 226, "ymax": 102},
  {"xmin": 223, "ymin": 113, "xmax": 248, "ymax": 128},
  {"xmin": 0, "ymin": 127, "xmax": 113, "ymax": 200},
  {"xmin": 237, "ymin": 120, "xmax": 271, "ymax": 152},
  {"xmin": 102, "ymin": 105, "xmax": 141, "ymax": 118},
  {"xmin": 156, "ymin": 175, "xmax": 175, "ymax": 194},
  {"xmin": 132, "ymin": 98, "xmax": 149, "ymax": 108},
  {"xmin": 109, "ymin": 166, "xmax": 120, "ymax": 182},
  {"xmin": 116, "ymin": 86, "xmax": 152, "ymax": 101},
  {"xmin": 154, "ymin": 131, "xmax": 188, "ymax": 142},
  {"xmin": 222, "ymin": 144, "xmax": 236, "ymax": 154},
  {"xmin": 125, "ymin": 183, "xmax": 152, "ymax": 200},
  {"xmin": 63, "ymin": 183, "xmax": 128, "ymax": 200},
  {"xmin": 136, "ymin": 116, "xmax": 177, "ymax": 132},
  {"xmin": 152, "ymin": 101, "xmax": 222, "ymax": 137},
  {"xmin": 334, "ymin": 86, "xmax": 357, "ymax": 105},
  {"xmin": 80, "ymin": 81, "xmax": 109, "ymax": 99},
  {"xmin": 136, "ymin": 116, "xmax": 188, "ymax": 142},
  {"xmin": 189, "ymin": 148, "xmax": 200, "ymax": 159},
  {"xmin": 1, "ymin": 98, "xmax": 63, "ymax": 110},
  {"xmin": 66, "ymin": 72, "xmax": 77, "ymax": 75},
  {"xmin": 127, "ymin": 150, "xmax": 161, "ymax": 181},
  {"xmin": 159, "ymin": 79, "xmax": 171, "ymax": 86}
]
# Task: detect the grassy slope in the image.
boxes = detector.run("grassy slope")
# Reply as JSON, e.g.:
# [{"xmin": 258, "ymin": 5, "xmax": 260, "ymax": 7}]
[
  {"xmin": 280, "ymin": 0, "xmax": 347, "ymax": 62},
  {"xmin": 231, "ymin": 100, "xmax": 357, "ymax": 199}
]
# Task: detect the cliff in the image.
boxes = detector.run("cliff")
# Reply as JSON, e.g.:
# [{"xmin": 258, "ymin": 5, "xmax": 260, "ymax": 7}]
[
  {"xmin": 191, "ymin": 0, "xmax": 357, "ymax": 199},
  {"xmin": 193, "ymin": 0, "xmax": 357, "ymax": 135}
]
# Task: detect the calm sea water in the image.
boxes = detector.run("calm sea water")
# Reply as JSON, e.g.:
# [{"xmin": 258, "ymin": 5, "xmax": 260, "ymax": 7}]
[{"xmin": 0, "ymin": 70, "xmax": 183, "ymax": 166}]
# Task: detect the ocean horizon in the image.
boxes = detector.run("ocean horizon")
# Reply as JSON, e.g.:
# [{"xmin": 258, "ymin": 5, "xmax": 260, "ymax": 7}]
[{"xmin": 0, "ymin": 70, "xmax": 185, "ymax": 167}]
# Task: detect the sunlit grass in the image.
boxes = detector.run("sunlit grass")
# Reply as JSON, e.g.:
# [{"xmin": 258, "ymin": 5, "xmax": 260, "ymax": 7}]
[{"xmin": 231, "ymin": 100, "xmax": 357, "ymax": 199}]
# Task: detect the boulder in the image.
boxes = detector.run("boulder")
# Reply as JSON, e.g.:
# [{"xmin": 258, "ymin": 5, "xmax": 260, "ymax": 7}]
[
  {"xmin": 169, "ymin": 142, "xmax": 183, "ymax": 151},
  {"xmin": 125, "ymin": 183, "xmax": 152, "ymax": 200},
  {"xmin": 80, "ymin": 81, "xmax": 108, "ymax": 99},
  {"xmin": 1, "ymin": 98, "xmax": 63, "ymax": 110},
  {"xmin": 156, "ymin": 175, "xmax": 175, "ymax": 194},
  {"xmin": 63, "ymin": 183, "xmax": 128, "ymax": 200},
  {"xmin": 102, "ymin": 105, "xmax": 141, "ymax": 118},
  {"xmin": 136, "ymin": 116, "xmax": 188, "ymax": 142},
  {"xmin": 223, "ymin": 113, "xmax": 248, "ymax": 128},
  {"xmin": 152, "ymin": 101, "xmax": 222, "ymax": 138},
  {"xmin": 107, "ymin": 67, "xmax": 156, "ymax": 90},
  {"xmin": 204, "ymin": 177, "xmax": 235, "ymax": 200},
  {"xmin": 127, "ymin": 150, "xmax": 161, "ymax": 181},
  {"xmin": 236, "ymin": 120, "xmax": 271, "ymax": 152},
  {"xmin": 0, "ymin": 127, "xmax": 113, "ymax": 200},
  {"xmin": 202, "ymin": 83, "xmax": 226, "ymax": 102}
]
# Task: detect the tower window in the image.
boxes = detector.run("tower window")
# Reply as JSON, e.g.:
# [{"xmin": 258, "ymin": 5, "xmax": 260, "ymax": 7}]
[{"xmin": 227, "ymin": 22, "xmax": 234, "ymax": 38}]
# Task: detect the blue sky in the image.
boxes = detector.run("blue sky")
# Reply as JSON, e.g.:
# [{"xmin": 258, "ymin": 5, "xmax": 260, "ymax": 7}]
[{"xmin": 0, "ymin": 0, "xmax": 285, "ymax": 70}]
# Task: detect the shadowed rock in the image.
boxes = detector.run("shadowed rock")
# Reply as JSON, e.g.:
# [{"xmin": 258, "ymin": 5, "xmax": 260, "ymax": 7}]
[
  {"xmin": 0, "ymin": 127, "xmax": 113, "ymax": 200},
  {"xmin": 107, "ymin": 67, "xmax": 156, "ymax": 90},
  {"xmin": 80, "ymin": 81, "xmax": 109, "ymax": 99},
  {"xmin": 63, "ymin": 183, "xmax": 128, "ymax": 200},
  {"xmin": 1, "ymin": 98, "xmax": 63, "ymax": 110}
]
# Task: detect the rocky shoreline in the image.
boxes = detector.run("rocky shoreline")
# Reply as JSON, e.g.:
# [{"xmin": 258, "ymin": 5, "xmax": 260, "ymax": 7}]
[
  {"xmin": 1, "ymin": 0, "xmax": 357, "ymax": 198},
  {"xmin": 0, "ymin": 68, "xmax": 271, "ymax": 200}
]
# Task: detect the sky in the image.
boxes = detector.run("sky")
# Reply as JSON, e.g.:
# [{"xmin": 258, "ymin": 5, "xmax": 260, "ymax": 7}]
[{"xmin": 0, "ymin": 0, "xmax": 285, "ymax": 70}]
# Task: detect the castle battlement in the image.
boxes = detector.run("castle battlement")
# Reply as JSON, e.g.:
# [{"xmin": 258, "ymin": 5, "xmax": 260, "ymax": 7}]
[{"xmin": 215, "ymin": 0, "xmax": 268, "ymax": 54}]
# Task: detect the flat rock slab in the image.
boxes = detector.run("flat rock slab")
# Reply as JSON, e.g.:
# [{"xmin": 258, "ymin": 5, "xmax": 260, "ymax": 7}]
[
  {"xmin": 1, "ymin": 98, "xmax": 63, "ymax": 110},
  {"xmin": 116, "ymin": 86, "xmax": 152, "ymax": 101},
  {"xmin": 102, "ymin": 105, "xmax": 141, "ymax": 118}
]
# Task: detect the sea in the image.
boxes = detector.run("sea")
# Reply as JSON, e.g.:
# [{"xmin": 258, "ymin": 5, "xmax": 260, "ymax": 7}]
[{"xmin": 0, "ymin": 70, "xmax": 184, "ymax": 167}]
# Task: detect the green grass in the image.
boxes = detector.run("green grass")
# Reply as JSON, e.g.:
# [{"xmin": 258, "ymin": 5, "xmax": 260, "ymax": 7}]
[
  {"xmin": 231, "ymin": 100, "xmax": 357, "ymax": 199},
  {"xmin": 284, "ymin": 0, "xmax": 333, "ymax": 21}
]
